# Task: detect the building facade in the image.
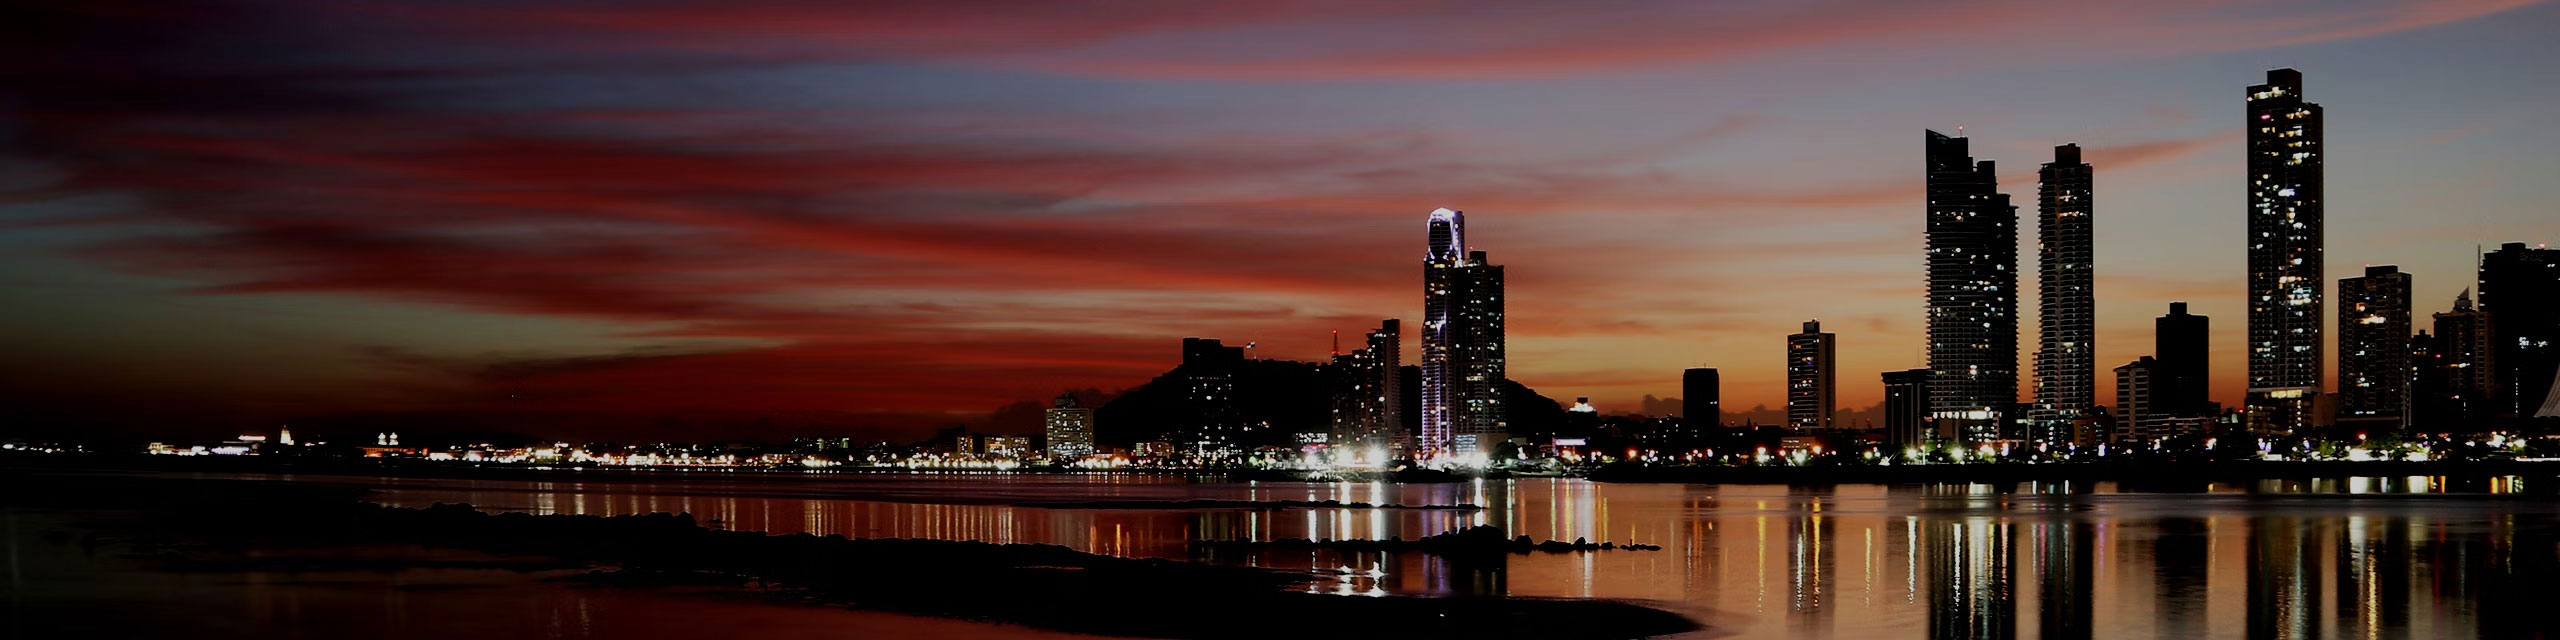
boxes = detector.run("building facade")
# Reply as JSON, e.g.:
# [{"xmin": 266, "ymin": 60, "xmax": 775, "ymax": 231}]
[
  {"xmin": 1329, "ymin": 319, "xmax": 1405, "ymax": 454},
  {"xmin": 1925, "ymin": 130, "xmax": 2020, "ymax": 441},
  {"xmin": 2243, "ymin": 68, "xmax": 2327, "ymax": 433},
  {"xmin": 2479, "ymin": 242, "xmax": 2560, "ymax": 418},
  {"xmin": 1683, "ymin": 367, "xmax": 1721, "ymax": 428},
  {"xmin": 2154, "ymin": 302, "xmax": 2212, "ymax": 419},
  {"xmin": 2431, "ymin": 291, "xmax": 2495, "ymax": 424},
  {"xmin": 1788, "ymin": 320, "xmax": 1837, "ymax": 429},
  {"xmin": 2035, "ymin": 143, "xmax": 2098, "ymax": 441},
  {"xmin": 1421, "ymin": 208, "xmax": 1507, "ymax": 458},
  {"xmin": 2112, "ymin": 357, "xmax": 2158, "ymax": 445},
  {"xmin": 1178, "ymin": 337, "xmax": 1245, "ymax": 454},
  {"xmin": 1043, "ymin": 391, "xmax": 1094, "ymax": 459},
  {"xmin": 2337, "ymin": 265, "xmax": 2412, "ymax": 428},
  {"xmin": 1884, "ymin": 368, "xmax": 1931, "ymax": 450}
]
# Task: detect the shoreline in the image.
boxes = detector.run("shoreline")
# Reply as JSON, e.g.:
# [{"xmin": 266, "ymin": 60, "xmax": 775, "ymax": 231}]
[{"xmin": 1585, "ymin": 459, "xmax": 2560, "ymax": 487}]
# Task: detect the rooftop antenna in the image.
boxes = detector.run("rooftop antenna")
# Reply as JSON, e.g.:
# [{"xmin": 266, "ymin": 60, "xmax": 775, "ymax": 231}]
[{"xmin": 1331, "ymin": 330, "xmax": 1340, "ymax": 357}]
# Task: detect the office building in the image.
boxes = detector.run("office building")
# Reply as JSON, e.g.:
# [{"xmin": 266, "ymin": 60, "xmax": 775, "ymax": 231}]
[
  {"xmin": 2337, "ymin": 265, "xmax": 2412, "ymax": 428},
  {"xmin": 1924, "ymin": 130, "xmax": 2020, "ymax": 441},
  {"xmin": 1884, "ymin": 368, "xmax": 1931, "ymax": 449},
  {"xmin": 2113, "ymin": 357, "xmax": 2159, "ymax": 445},
  {"xmin": 2432, "ymin": 291, "xmax": 2495, "ymax": 423},
  {"xmin": 1684, "ymin": 367, "xmax": 1721, "ymax": 428},
  {"xmin": 2154, "ymin": 302, "xmax": 2212, "ymax": 418},
  {"xmin": 1179, "ymin": 337, "xmax": 1245, "ymax": 454},
  {"xmin": 1043, "ymin": 391, "xmax": 1094, "ymax": 459},
  {"xmin": 2479, "ymin": 242, "xmax": 2560, "ymax": 417},
  {"xmin": 2243, "ymin": 68, "xmax": 2326, "ymax": 433},
  {"xmin": 1788, "ymin": 320, "xmax": 1837, "ymax": 428},
  {"xmin": 1421, "ymin": 208, "xmax": 1507, "ymax": 458},
  {"xmin": 2035, "ymin": 143, "xmax": 2098, "ymax": 433},
  {"xmin": 1329, "ymin": 319, "xmax": 1405, "ymax": 454}
]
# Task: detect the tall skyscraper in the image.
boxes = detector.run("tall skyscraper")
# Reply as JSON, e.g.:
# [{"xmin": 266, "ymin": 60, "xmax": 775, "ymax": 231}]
[
  {"xmin": 2113, "ymin": 357, "xmax": 2159, "ymax": 444},
  {"xmin": 1883, "ymin": 368, "xmax": 1931, "ymax": 449},
  {"xmin": 1043, "ymin": 391, "xmax": 1094, "ymax": 459},
  {"xmin": 1329, "ymin": 319, "xmax": 1404, "ymax": 453},
  {"xmin": 1788, "ymin": 320, "xmax": 1837, "ymax": 429},
  {"xmin": 2337, "ymin": 265, "xmax": 2413, "ymax": 428},
  {"xmin": 2432, "ymin": 291, "xmax": 2495, "ymax": 422},
  {"xmin": 2243, "ymin": 68, "xmax": 2326, "ymax": 433},
  {"xmin": 1924, "ymin": 130, "xmax": 2020, "ymax": 441},
  {"xmin": 2478, "ymin": 242, "xmax": 2560, "ymax": 418},
  {"xmin": 2034, "ymin": 143, "xmax": 2097, "ymax": 436},
  {"xmin": 1178, "ymin": 337, "xmax": 1244, "ymax": 454},
  {"xmin": 1421, "ymin": 208, "xmax": 1507, "ymax": 458},
  {"xmin": 2154, "ymin": 302, "xmax": 2212, "ymax": 418},
  {"xmin": 1683, "ymin": 367, "xmax": 1721, "ymax": 428}
]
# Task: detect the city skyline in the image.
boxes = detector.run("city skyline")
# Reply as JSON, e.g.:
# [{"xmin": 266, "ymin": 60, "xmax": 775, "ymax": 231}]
[{"xmin": 7, "ymin": 1, "xmax": 2560, "ymax": 440}]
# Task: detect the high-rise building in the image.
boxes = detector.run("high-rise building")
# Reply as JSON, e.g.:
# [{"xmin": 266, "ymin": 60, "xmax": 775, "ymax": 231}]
[
  {"xmin": 1883, "ymin": 368, "xmax": 1931, "ymax": 449},
  {"xmin": 1421, "ymin": 208, "xmax": 1507, "ymax": 458},
  {"xmin": 1788, "ymin": 320, "xmax": 1837, "ymax": 429},
  {"xmin": 2409, "ymin": 330, "xmax": 2452, "ymax": 427},
  {"xmin": 2154, "ymin": 302, "xmax": 2212, "ymax": 418},
  {"xmin": 1329, "ymin": 319, "xmax": 1405, "ymax": 454},
  {"xmin": 1924, "ymin": 130, "xmax": 2020, "ymax": 441},
  {"xmin": 2243, "ymin": 68, "xmax": 2326, "ymax": 433},
  {"xmin": 1043, "ymin": 391, "xmax": 1094, "ymax": 459},
  {"xmin": 2431, "ymin": 291, "xmax": 2495, "ymax": 423},
  {"xmin": 2337, "ymin": 265, "xmax": 2413, "ymax": 428},
  {"xmin": 2034, "ymin": 143, "xmax": 2098, "ymax": 439},
  {"xmin": 2478, "ymin": 242, "xmax": 2560, "ymax": 418},
  {"xmin": 1179, "ymin": 337, "xmax": 1245, "ymax": 454},
  {"xmin": 1683, "ymin": 367, "xmax": 1721, "ymax": 428},
  {"xmin": 2112, "ymin": 357, "xmax": 2158, "ymax": 445}
]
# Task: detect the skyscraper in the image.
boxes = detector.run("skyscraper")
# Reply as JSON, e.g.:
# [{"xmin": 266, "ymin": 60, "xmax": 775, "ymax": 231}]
[
  {"xmin": 1329, "ymin": 319, "xmax": 1404, "ymax": 453},
  {"xmin": 1043, "ymin": 391, "xmax": 1094, "ymax": 459},
  {"xmin": 2432, "ymin": 291, "xmax": 2495, "ymax": 422},
  {"xmin": 1788, "ymin": 320, "xmax": 1837, "ymax": 429},
  {"xmin": 1421, "ymin": 208, "xmax": 1507, "ymax": 458},
  {"xmin": 1883, "ymin": 368, "xmax": 1931, "ymax": 449},
  {"xmin": 2113, "ymin": 357, "xmax": 2159, "ymax": 445},
  {"xmin": 2034, "ymin": 143, "xmax": 2097, "ymax": 435},
  {"xmin": 2154, "ymin": 302, "xmax": 2212, "ymax": 418},
  {"xmin": 1179, "ymin": 337, "xmax": 1245, "ymax": 455},
  {"xmin": 2337, "ymin": 265, "xmax": 2412, "ymax": 428},
  {"xmin": 1925, "ymin": 130, "xmax": 2020, "ymax": 442},
  {"xmin": 2478, "ymin": 242, "xmax": 2560, "ymax": 418},
  {"xmin": 2243, "ymin": 68, "xmax": 2326, "ymax": 433},
  {"xmin": 1683, "ymin": 367, "xmax": 1721, "ymax": 428}
]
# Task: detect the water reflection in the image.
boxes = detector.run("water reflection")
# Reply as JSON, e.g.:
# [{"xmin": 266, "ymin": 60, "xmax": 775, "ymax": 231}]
[{"xmin": 323, "ymin": 473, "xmax": 2560, "ymax": 639}]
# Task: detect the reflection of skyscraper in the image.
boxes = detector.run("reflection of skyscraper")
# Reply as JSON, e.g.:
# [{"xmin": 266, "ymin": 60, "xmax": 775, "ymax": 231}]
[
  {"xmin": 1927, "ymin": 517, "xmax": 2016, "ymax": 639},
  {"xmin": 2333, "ymin": 516, "xmax": 2412, "ymax": 638},
  {"xmin": 1330, "ymin": 319, "xmax": 1404, "ymax": 453},
  {"xmin": 2034, "ymin": 144, "xmax": 2097, "ymax": 438},
  {"xmin": 2244, "ymin": 68, "xmax": 2326, "ymax": 433},
  {"xmin": 2479, "ymin": 242, "xmax": 2560, "ymax": 418},
  {"xmin": 1683, "ymin": 367, "xmax": 1721, "ymax": 428},
  {"xmin": 2034, "ymin": 520, "xmax": 2096, "ymax": 640},
  {"xmin": 1884, "ymin": 368, "xmax": 1931, "ymax": 449},
  {"xmin": 1789, "ymin": 320, "xmax": 1837, "ymax": 429},
  {"xmin": 1787, "ymin": 493, "xmax": 1835, "ymax": 635},
  {"xmin": 1043, "ymin": 391, "xmax": 1094, "ymax": 458},
  {"xmin": 2149, "ymin": 518, "xmax": 2212, "ymax": 640},
  {"xmin": 2338, "ymin": 265, "xmax": 2413, "ymax": 428},
  {"xmin": 1421, "ymin": 208, "xmax": 1506, "ymax": 457},
  {"xmin": 1925, "ymin": 130, "xmax": 2020, "ymax": 442},
  {"xmin": 2247, "ymin": 517, "xmax": 2323, "ymax": 639}
]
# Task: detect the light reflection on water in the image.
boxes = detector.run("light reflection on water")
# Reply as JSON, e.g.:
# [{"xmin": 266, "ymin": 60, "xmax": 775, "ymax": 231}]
[{"xmin": 333, "ymin": 473, "xmax": 2560, "ymax": 639}]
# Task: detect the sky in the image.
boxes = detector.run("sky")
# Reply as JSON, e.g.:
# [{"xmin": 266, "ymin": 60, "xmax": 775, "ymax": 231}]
[{"xmin": 5, "ymin": 0, "xmax": 2559, "ymax": 440}]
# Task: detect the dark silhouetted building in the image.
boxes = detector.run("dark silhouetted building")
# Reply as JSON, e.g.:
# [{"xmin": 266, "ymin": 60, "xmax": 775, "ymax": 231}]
[
  {"xmin": 2155, "ymin": 302, "xmax": 2212, "ymax": 419},
  {"xmin": 2431, "ymin": 291, "xmax": 2495, "ymax": 424},
  {"xmin": 1044, "ymin": 391, "xmax": 1094, "ymax": 458},
  {"xmin": 1925, "ymin": 130, "xmax": 2020, "ymax": 441},
  {"xmin": 2338, "ymin": 265, "xmax": 2412, "ymax": 429},
  {"xmin": 2244, "ymin": 68, "xmax": 2326, "ymax": 433},
  {"xmin": 2409, "ymin": 330, "xmax": 2451, "ymax": 427},
  {"xmin": 1329, "ymin": 319, "xmax": 1404, "ymax": 454},
  {"xmin": 1422, "ymin": 208, "xmax": 1506, "ymax": 458},
  {"xmin": 1884, "ymin": 368, "xmax": 1931, "ymax": 449},
  {"xmin": 1684, "ymin": 367, "xmax": 1721, "ymax": 428},
  {"xmin": 2034, "ymin": 144, "xmax": 2097, "ymax": 434},
  {"xmin": 1179, "ymin": 337, "xmax": 1245, "ymax": 454},
  {"xmin": 2478, "ymin": 242, "xmax": 2560, "ymax": 418},
  {"xmin": 1789, "ymin": 320, "xmax": 1837, "ymax": 429}
]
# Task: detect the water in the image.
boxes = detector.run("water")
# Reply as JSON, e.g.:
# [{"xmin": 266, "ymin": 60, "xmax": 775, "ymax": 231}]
[{"xmin": 282, "ymin": 471, "xmax": 2560, "ymax": 639}]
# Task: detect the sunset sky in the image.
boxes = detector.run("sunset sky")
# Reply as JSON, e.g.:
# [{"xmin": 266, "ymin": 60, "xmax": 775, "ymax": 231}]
[{"xmin": 6, "ymin": 0, "xmax": 2559, "ymax": 439}]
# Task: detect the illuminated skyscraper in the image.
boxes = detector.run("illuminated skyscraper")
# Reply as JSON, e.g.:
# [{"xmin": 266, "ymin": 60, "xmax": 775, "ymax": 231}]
[
  {"xmin": 1043, "ymin": 391, "xmax": 1094, "ymax": 459},
  {"xmin": 2478, "ymin": 242, "xmax": 2560, "ymax": 418},
  {"xmin": 1788, "ymin": 320, "xmax": 1836, "ymax": 429},
  {"xmin": 2244, "ymin": 68, "xmax": 2325, "ymax": 433},
  {"xmin": 1421, "ymin": 208, "xmax": 1506, "ymax": 458},
  {"xmin": 1329, "ymin": 319, "xmax": 1404, "ymax": 453},
  {"xmin": 2033, "ymin": 143, "xmax": 2096, "ymax": 436},
  {"xmin": 1925, "ymin": 130, "xmax": 2019, "ymax": 441},
  {"xmin": 1683, "ymin": 367, "xmax": 1721, "ymax": 428},
  {"xmin": 2337, "ymin": 265, "xmax": 2412, "ymax": 428}
]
